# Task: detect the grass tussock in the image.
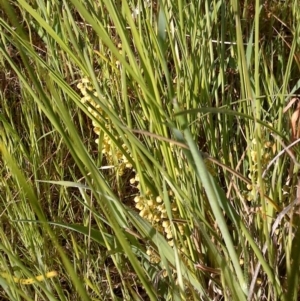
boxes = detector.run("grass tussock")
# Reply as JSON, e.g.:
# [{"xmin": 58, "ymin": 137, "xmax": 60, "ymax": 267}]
[{"xmin": 0, "ymin": 0, "xmax": 300, "ymax": 300}]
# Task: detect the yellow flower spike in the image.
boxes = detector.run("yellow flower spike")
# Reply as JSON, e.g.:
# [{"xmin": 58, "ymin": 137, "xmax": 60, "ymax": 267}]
[{"xmin": 0, "ymin": 270, "xmax": 58, "ymax": 285}]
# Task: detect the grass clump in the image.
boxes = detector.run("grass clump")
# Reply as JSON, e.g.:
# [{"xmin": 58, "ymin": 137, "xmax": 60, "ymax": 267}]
[{"xmin": 0, "ymin": 0, "xmax": 300, "ymax": 300}]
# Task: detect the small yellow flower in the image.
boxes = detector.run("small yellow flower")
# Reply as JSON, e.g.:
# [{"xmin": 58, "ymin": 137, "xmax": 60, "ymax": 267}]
[
  {"xmin": 162, "ymin": 220, "xmax": 170, "ymax": 228},
  {"xmin": 94, "ymin": 128, "xmax": 101, "ymax": 135},
  {"xmin": 160, "ymin": 212, "xmax": 167, "ymax": 219},
  {"xmin": 135, "ymin": 202, "xmax": 143, "ymax": 210},
  {"xmin": 156, "ymin": 196, "xmax": 163, "ymax": 203},
  {"xmin": 264, "ymin": 141, "xmax": 272, "ymax": 148},
  {"xmin": 178, "ymin": 224, "xmax": 185, "ymax": 235},
  {"xmin": 146, "ymin": 249, "xmax": 152, "ymax": 256},
  {"xmin": 147, "ymin": 199, "xmax": 154, "ymax": 206},
  {"xmin": 166, "ymin": 232, "xmax": 173, "ymax": 239},
  {"xmin": 251, "ymin": 150, "xmax": 257, "ymax": 162},
  {"xmin": 147, "ymin": 212, "xmax": 153, "ymax": 220},
  {"xmin": 140, "ymin": 208, "xmax": 148, "ymax": 218},
  {"xmin": 77, "ymin": 82, "xmax": 83, "ymax": 90}
]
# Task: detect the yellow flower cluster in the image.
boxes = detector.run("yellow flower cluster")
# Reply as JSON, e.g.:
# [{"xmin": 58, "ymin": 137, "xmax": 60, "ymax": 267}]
[
  {"xmin": 131, "ymin": 174, "xmax": 185, "ymax": 262},
  {"xmin": 78, "ymin": 76, "xmax": 187, "ymax": 263},
  {"xmin": 77, "ymin": 78, "xmax": 132, "ymax": 175},
  {"xmin": 245, "ymin": 138, "xmax": 276, "ymax": 201},
  {"xmin": 0, "ymin": 270, "xmax": 58, "ymax": 285}
]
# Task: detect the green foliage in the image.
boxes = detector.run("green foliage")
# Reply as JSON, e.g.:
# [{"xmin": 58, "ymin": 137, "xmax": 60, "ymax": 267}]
[{"xmin": 0, "ymin": 0, "xmax": 300, "ymax": 300}]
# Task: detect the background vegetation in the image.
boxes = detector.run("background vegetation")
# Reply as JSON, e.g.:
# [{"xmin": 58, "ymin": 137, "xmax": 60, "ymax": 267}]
[{"xmin": 0, "ymin": 0, "xmax": 300, "ymax": 300}]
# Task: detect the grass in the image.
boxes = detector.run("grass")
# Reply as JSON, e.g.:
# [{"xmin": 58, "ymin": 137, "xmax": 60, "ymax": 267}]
[{"xmin": 0, "ymin": 0, "xmax": 300, "ymax": 300}]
